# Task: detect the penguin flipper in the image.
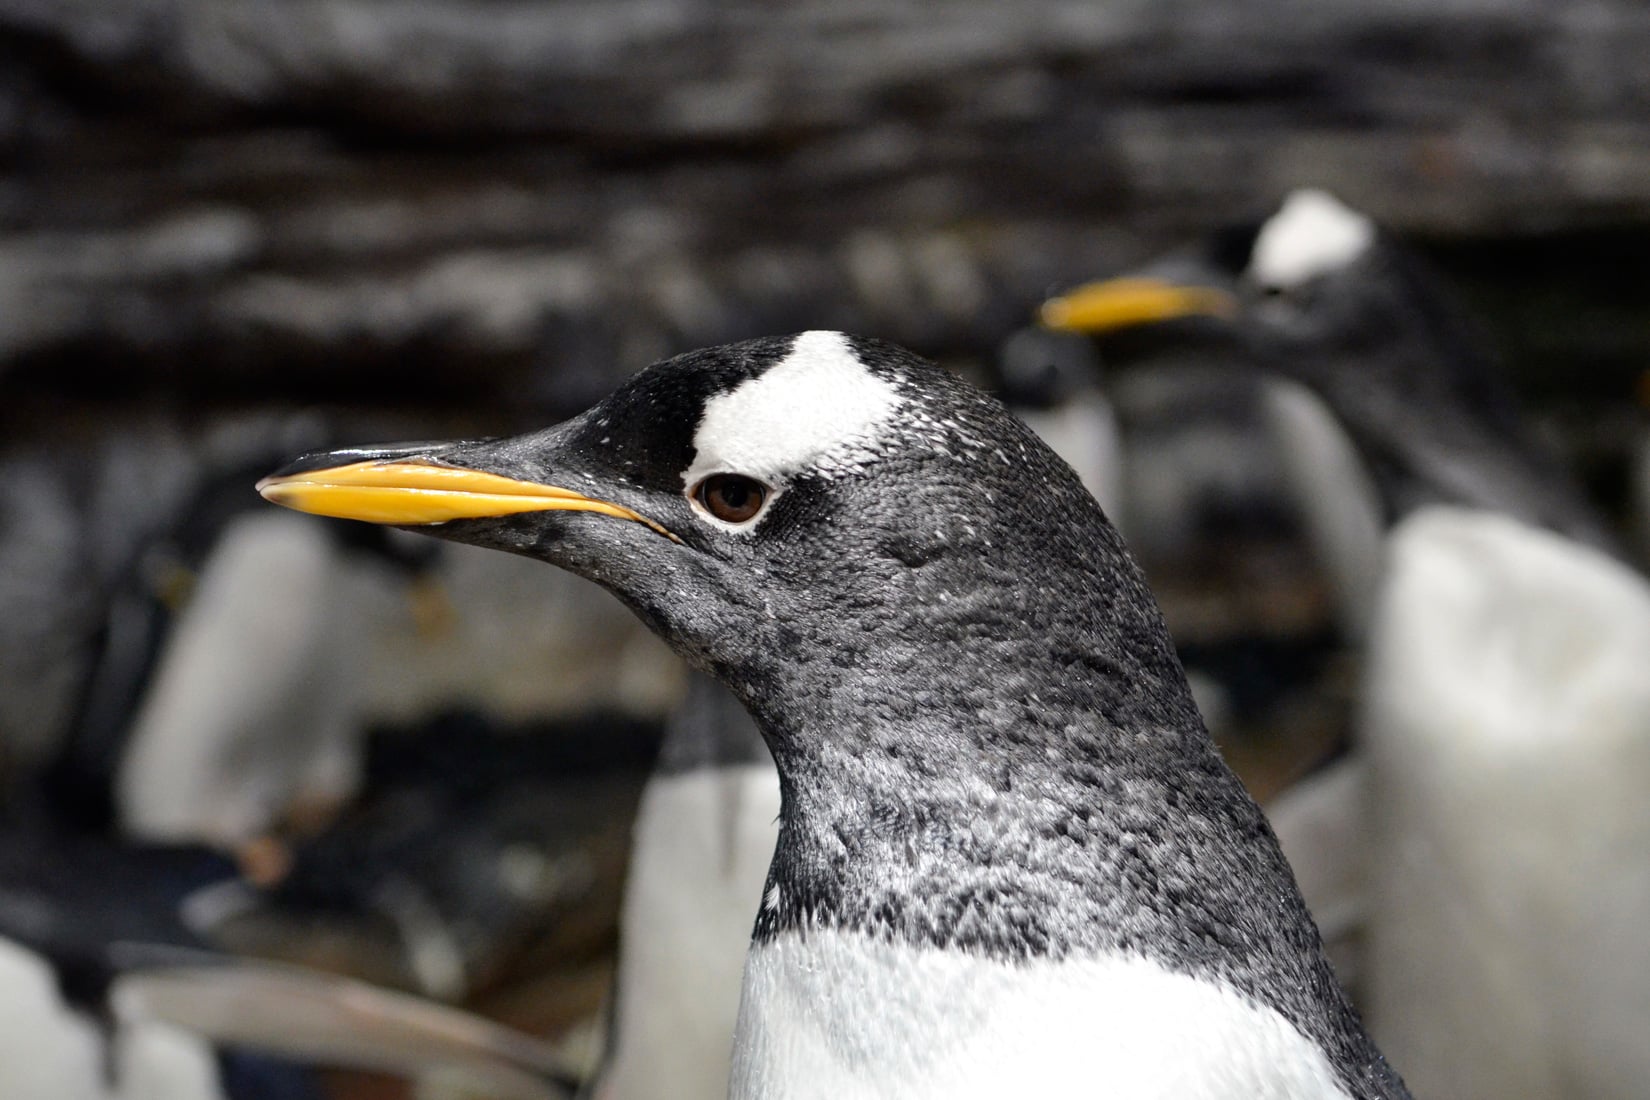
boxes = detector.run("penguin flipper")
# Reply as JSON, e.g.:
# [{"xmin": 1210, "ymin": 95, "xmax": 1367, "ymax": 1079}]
[{"xmin": 112, "ymin": 960, "xmax": 581, "ymax": 1099}]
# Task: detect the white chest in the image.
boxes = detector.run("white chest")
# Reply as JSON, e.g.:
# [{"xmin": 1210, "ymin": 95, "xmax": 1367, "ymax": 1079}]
[
  {"xmin": 730, "ymin": 929, "xmax": 1351, "ymax": 1100},
  {"xmin": 1362, "ymin": 508, "xmax": 1650, "ymax": 1100},
  {"xmin": 600, "ymin": 763, "xmax": 781, "ymax": 1100}
]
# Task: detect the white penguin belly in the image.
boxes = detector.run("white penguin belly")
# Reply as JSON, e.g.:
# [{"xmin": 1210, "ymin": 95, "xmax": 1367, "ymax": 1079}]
[
  {"xmin": 600, "ymin": 762, "xmax": 781, "ymax": 1100},
  {"xmin": 731, "ymin": 928, "xmax": 1351, "ymax": 1100}
]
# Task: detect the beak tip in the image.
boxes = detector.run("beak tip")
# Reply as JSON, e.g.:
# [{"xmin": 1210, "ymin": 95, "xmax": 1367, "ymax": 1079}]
[
  {"xmin": 1037, "ymin": 300, "xmax": 1072, "ymax": 330},
  {"xmin": 255, "ymin": 478, "xmax": 298, "ymax": 510}
]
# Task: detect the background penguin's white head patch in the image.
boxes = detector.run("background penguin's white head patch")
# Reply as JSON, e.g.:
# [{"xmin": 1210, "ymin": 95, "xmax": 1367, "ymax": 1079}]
[
  {"xmin": 683, "ymin": 331, "xmax": 903, "ymax": 489},
  {"xmin": 1248, "ymin": 189, "xmax": 1375, "ymax": 290}
]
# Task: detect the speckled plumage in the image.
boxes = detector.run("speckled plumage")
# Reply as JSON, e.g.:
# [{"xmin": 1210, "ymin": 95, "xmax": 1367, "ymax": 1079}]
[{"xmin": 265, "ymin": 332, "xmax": 1407, "ymax": 1099}]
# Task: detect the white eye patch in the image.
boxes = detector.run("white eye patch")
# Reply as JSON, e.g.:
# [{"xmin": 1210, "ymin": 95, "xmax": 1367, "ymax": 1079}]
[
  {"xmin": 682, "ymin": 331, "xmax": 903, "ymax": 494},
  {"xmin": 1248, "ymin": 189, "xmax": 1375, "ymax": 290}
]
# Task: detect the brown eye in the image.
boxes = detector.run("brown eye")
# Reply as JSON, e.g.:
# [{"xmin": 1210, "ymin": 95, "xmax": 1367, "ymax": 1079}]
[{"xmin": 694, "ymin": 474, "xmax": 769, "ymax": 524}]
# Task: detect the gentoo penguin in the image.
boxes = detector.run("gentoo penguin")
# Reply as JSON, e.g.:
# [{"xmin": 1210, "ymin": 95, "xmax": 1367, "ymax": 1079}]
[
  {"xmin": 1045, "ymin": 190, "xmax": 1619, "ymax": 554},
  {"xmin": 31, "ymin": 449, "xmax": 433, "ymax": 853},
  {"xmin": 1039, "ymin": 224, "xmax": 1389, "ymax": 644},
  {"xmin": 260, "ymin": 329, "xmax": 1408, "ymax": 1099},
  {"xmin": 110, "ymin": 508, "xmax": 397, "ymax": 849},
  {"xmin": 592, "ymin": 673, "xmax": 779, "ymax": 1100},
  {"xmin": 1043, "ymin": 191, "xmax": 1650, "ymax": 1100}
]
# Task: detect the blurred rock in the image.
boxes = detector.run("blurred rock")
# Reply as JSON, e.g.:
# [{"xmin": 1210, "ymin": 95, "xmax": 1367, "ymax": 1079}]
[{"xmin": 2, "ymin": 1, "xmax": 1649, "ymax": 406}]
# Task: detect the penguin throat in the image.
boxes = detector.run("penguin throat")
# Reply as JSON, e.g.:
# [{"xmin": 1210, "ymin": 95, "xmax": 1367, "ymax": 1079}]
[{"xmin": 741, "ymin": 666, "xmax": 1213, "ymax": 961}]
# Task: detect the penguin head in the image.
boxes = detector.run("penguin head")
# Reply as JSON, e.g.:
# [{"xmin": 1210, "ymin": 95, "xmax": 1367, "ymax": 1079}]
[
  {"xmin": 260, "ymin": 332, "xmax": 1142, "ymax": 700},
  {"xmin": 1235, "ymin": 189, "xmax": 1480, "ymax": 381},
  {"xmin": 1040, "ymin": 189, "xmax": 1493, "ymax": 404},
  {"xmin": 1239, "ymin": 189, "xmax": 1383, "ymax": 346},
  {"xmin": 1041, "ymin": 189, "xmax": 1387, "ymax": 350},
  {"xmin": 260, "ymin": 334, "xmax": 1235, "ymax": 969}
]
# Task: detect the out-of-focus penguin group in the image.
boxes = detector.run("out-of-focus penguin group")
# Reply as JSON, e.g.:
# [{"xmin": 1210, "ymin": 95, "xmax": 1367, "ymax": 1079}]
[{"xmin": 1, "ymin": 189, "xmax": 1646, "ymax": 1100}]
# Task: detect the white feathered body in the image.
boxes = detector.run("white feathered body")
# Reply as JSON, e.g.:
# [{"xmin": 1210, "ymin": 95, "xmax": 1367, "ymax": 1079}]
[
  {"xmin": 730, "ymin": 929, "xmax": 1352, "ymax": 1100},
  {"xmin": 596, "ymin": 763, "xmax": 781, "ymax": 1100},
  {"xmin": 116, "ymin": 510, "xmax": 378, "ymax": 846},
  {"xmin": 1364, "ymin": 507, "xmax": 1650, "ymax": 1100}
]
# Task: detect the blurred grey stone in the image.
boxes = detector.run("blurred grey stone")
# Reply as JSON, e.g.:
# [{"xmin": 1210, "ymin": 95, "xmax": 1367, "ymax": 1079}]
[{"xmin": 2, "ymin": 0, "xmax": 1648, "ymax": 401}]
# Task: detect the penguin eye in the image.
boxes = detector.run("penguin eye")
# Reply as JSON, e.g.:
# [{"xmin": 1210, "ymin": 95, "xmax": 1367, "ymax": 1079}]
[{"xmin": 693, "ymin": 474, "xmax": 770, "ymax": 525}]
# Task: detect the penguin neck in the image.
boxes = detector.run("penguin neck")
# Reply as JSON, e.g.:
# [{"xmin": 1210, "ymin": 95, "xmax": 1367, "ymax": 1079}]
[
  {"xmin": 727, "ymin": 612, "xmax": 1385, "ymax": 1083},
  {"xmin": 733, "ymin": 585, "xmax": 1282, "ymax": 967}
]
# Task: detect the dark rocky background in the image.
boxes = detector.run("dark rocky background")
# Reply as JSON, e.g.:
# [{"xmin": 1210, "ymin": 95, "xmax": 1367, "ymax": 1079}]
[{"xmin": 4, "ymin": 0, "xmax": 1650, "ymax": 417}]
